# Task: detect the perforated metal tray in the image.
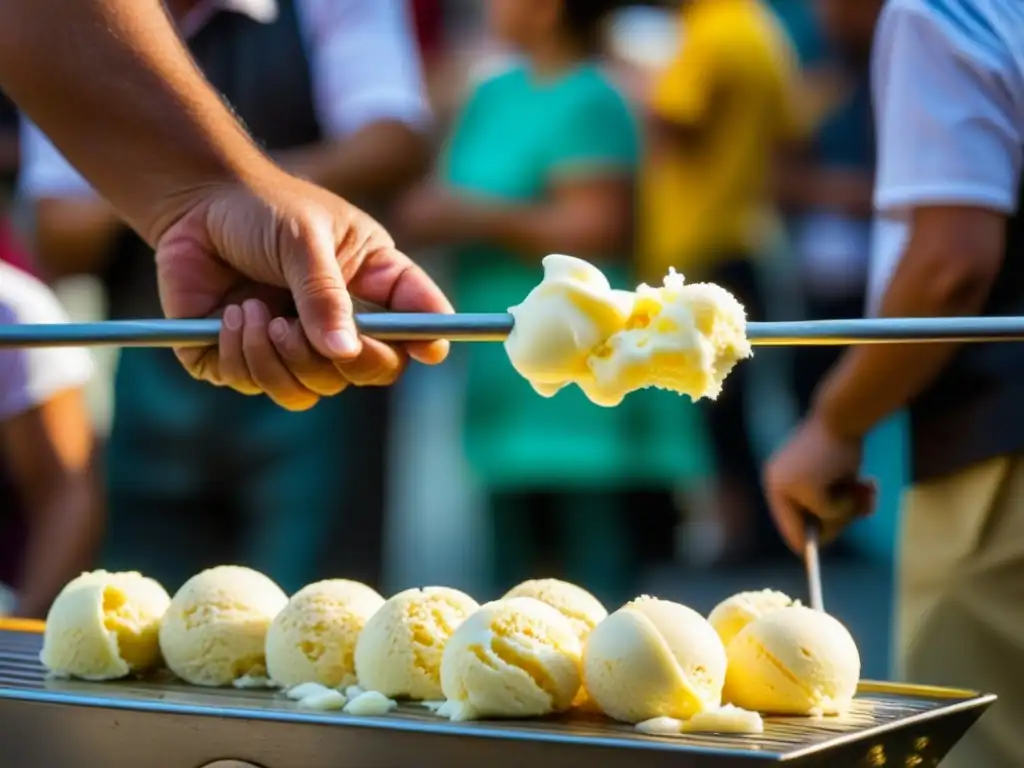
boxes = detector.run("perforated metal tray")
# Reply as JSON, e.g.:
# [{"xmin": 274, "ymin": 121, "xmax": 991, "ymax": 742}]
[{"xmin": 0, "ymin": 628, "xmax": 994, "ymax": 767}]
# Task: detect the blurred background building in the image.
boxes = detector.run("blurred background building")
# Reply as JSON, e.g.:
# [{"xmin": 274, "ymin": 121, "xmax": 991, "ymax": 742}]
[{"xmin": 0, "ymin": 0, "xmax": 901, "ymax": 678}]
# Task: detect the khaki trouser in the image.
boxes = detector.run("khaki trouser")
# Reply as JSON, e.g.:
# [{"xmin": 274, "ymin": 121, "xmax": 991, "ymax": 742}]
[{"xmin": 898, "ymin": 455, "xmax": 1024, "ymax": 767}]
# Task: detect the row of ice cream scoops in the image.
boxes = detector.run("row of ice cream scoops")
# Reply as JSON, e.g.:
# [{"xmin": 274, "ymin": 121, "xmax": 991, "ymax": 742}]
[
  {"xmin": 39, "ymin": 568, "xmax": 860, "ymax": 735},
  {"xmin": 504, "ymin": 254, "xmax": 752, "ymax": 407}
]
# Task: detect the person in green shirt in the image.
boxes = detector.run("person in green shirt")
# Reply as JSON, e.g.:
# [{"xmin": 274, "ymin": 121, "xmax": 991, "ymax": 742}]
[{"xmin": 395, "ymin": 0, "xmax": 709, "ymax": 602}]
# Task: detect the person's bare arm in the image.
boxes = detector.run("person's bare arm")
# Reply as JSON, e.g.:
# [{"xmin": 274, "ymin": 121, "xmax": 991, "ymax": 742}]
[
  {"xmin": 807, "ymin": 3, "xmax": 1022, "ymax": 441},
  {"xmin": 0, "ymin": 0, "xmax": 272, "ymax": 244},
  {"xmin": 33, "ymin": 199, "xmax": 121, "ymax": 280},
  {"xmin": 397, "ymin": 176, "xmax": 634, "ymax": 259},
  {"xmin": 4, "ymin": 388, "xmax": 100, "ymax": 619},
  {"xmin": 775, "ymin": 153, "xmax": 874, "ymax": 217},
  {"xmin": 813, "ymin": 206, "xmax": 1004, "ymax": 439},
  {"xmin": 459, "ymin": 177, "xmax": 634, "ymax": 259},
  {"xmin": 276, "ymin": 0, "xmax": 433, "ymax": 203},
  {"xmin": 277, "ymin": 121, "xmax": 431, "ymax": 204}
]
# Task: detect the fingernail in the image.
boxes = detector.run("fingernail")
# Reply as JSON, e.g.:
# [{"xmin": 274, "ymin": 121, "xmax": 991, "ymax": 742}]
[
  {"xmin": 269, "ymin": 318, "xmax": 289, "ymax": 343},
  {"xmin": 325, "ymin": 329, "xmax": 360, "ymax": 358},
  {"xmin": 243, "ymin": 300, "xmax": 265, "ymax": 326},
  {"xmin": 224, "ymin": 305, "xmax": 243, "ymax": 331}
]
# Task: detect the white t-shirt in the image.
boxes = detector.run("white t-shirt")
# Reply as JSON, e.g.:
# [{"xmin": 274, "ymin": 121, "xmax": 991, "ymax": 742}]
[
  {"xmin": 867, "ymin": 0, "xmax": 1024, "ymax": 314},
  {"xmin": 0, "ymin": 262, "xmax": 93, "ymax": 420}
]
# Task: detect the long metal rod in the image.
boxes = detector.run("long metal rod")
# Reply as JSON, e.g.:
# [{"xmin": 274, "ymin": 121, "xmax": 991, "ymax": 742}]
[
  {"xmin": 804, "ymin": 518, "xmax": 825, "ymax": 613},
  {"xmin": 2, "ymin": 314, "xmax": 1024, "ymax": 348}
]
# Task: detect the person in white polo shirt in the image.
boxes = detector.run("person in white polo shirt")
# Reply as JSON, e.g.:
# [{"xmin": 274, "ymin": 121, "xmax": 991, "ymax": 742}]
[
  {"xmin": 0, "ymin": 262, "xmax": 98, "ymax": 619},
  {"xmin": 765, "ymin": 1, "xmax": 1024, "ymax": 764}
]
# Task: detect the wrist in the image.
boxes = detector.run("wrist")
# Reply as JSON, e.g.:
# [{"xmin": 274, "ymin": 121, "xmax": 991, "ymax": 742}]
[
  {"xmin": 810, "ymin": 376, "xmax": 871, "ymax": 443},
  {"xmin": 144, "ymin": 151, "xmax": 281, "ymax": 245}
]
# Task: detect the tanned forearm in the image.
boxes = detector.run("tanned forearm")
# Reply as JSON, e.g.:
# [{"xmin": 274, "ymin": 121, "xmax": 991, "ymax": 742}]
[
  {"xmin": 16, "ymin": 473, "xmax": 99, "ymax": 619},
  {"xmin": 776, "ymin": 161, "xmax": 874, "ymax": 218},
  {"xmin": 812, "ymin": 211, "xmax": 1004, "ymax": 440},
  {"xmin": 459, "ymin": 201, "xmax": 631, "ymax": 260},
  {"xmin": 0, "ymin": 0, "xmax": 274, "ymax": 244},
  {"xmin": 6, "ymin": 390, "xmax": 101, "ymax": 619},
  {"xmin": 278, "ymin": 122, "xmax": 431, "ymax": 204}
]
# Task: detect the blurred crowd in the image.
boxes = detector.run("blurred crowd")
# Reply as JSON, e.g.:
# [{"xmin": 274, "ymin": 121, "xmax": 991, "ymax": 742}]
[{"xmin": 0, "ymin": 0, "xmax": 893, "ymax": 621}]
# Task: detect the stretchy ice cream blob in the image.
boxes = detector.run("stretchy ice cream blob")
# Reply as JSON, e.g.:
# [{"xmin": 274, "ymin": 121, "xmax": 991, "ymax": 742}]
[
  {"xmin": 583, "ymin": 596, "xmax": 727, "ymax": 723},
  {"xmin": 354, "ymin": 587, "xmax": 479, "ymax": 701},
  {"xmin": 159, "ymin": 565, "xmax": 288, "ymax": 687},
  {"xmin": 723, "ymin": 606, "xmax": 861, "ymax": 716},
  {"xmin": 266, "ymin": 579, "xmax": 385, "ymax": 689},
  {"xmin": 41, "ymin": 570, "xmax": 170, "ymax": 681},
  {"xmin": 587, "ymin": 273, "xmax": 751, "ymax": 405},
  {"xmin": 440, "ymin": 597, "xmax": 583, "ymax": 721},
  {"xmin": 708, "ymin": 589, "xmax": 798, "ymax": 648},
  {"xmin": 505, "ymin": 254, "xmax": 634, "ymax": 399},
  {"xmin": 505, "ymin": 255, "xmax": 751, "ymax": 407}
]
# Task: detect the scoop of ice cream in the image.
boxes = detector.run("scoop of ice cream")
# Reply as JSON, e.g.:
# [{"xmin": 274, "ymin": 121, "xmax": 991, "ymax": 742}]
[
  {"xmin": 159, "ymin": 565, "xmax": 288, "ymax": 687},
  {"xmin": 505, "ymin": 254, "xmax": 634, "ymax": 399},
  {"xmin": 503, "ymin": 578, "xmax": 607, "ymax": 710},
  {"xmin": 587, "ymin": 270, "xmax": 751, "ymax": 405},
  {"xmin": 723, "ymin": 606, "xmax": 861, "ymax": 715},
  {"xmin": 40, "ymin": 570, "xmax": 170, "ymax": 681},
  {"xmin": 583, "ymin": 596, "xmax": 727, "ymax": 723},
  {"xmin": 708, "ymin": 589, "xmax": 798, "ymax": 648},
  {"xmin": 265, "ymin": 579, "xmax": 384, "ymax": 689},
  {"xmin": 502, "ymin": 579, "xmax": 606, "ymax": 642},
  {"xmin": 440, "ymin": 597, "xmax": 582, "ymax": 721},
  {"xmin": 355, "ymin": 586, "xmax": 478, "ymax": 701}
]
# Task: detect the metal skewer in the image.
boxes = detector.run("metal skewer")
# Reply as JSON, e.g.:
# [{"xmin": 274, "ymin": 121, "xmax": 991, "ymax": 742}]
[
  {"xmin": 804, "ymin": 517, "xmax": 825, "ymax": 613},
  {"xmin": 2, "ymin": 314, "xmax": 1024, "ymax": 348}
]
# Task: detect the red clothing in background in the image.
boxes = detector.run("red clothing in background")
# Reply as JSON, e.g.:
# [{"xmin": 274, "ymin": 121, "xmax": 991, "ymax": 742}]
[
  {"xmin": 0, "ymin": 220, "xmax": 36, "ymax": 277},
  {"xmin": 411, "ymin": 0, "xmax": 443, "ymax": 61}
]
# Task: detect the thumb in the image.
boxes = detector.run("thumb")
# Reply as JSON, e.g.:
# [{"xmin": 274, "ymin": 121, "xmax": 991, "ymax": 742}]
[
  {"xmin": 282, "ymin": 217, "xmax": 361, "ymax": 361},
  {"xmin": 766, "ymin": 487, "xmax": 808, "ymax": 555}
]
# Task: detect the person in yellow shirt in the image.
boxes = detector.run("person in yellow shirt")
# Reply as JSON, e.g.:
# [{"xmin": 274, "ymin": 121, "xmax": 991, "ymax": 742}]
[{"xmin": 640, "ymin": 0, "xmax": 806, "ymax": 560}]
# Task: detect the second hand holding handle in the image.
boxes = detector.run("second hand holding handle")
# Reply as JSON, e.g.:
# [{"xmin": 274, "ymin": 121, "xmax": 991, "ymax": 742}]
[{"xmin": 802, "ymin": 480, "xmax": 876, "ymax": 613}]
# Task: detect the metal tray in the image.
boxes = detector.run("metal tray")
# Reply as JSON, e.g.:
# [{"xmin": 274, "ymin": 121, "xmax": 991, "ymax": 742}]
[{"xmin": 0, "ymin": 628, "xmax": 994, "ymax": 767}]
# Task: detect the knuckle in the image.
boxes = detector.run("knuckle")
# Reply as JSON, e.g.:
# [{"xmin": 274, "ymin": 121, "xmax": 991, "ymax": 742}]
[
  {"xmin": 292, "ymin": 270, "xmax": 345, "ymax": 301},
  {"xmin": 281, "ymin": 212, "xmax": 322, "ymax": 249}
]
